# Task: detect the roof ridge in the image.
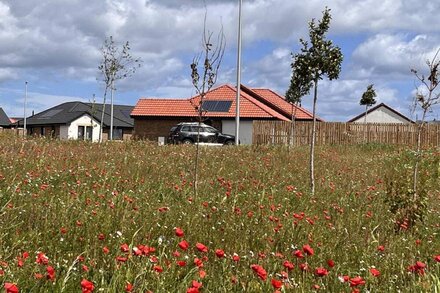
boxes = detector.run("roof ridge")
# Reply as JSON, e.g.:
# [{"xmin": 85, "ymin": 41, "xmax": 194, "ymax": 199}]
[{"xmin": 238, "ymin": 87, "xmax": 288, "ymax": 120}]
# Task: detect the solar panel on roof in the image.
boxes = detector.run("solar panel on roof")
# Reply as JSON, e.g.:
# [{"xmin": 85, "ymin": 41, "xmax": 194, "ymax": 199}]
[
  {"xmin": 39, "ymin": 109, "xmax": 63, "ymax": 118},
  {"xmin": 201, "ymin": 100, "xmax": 232, "ymax": 112}
]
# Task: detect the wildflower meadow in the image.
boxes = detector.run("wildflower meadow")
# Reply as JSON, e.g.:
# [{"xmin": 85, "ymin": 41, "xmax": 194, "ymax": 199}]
[{"xmin": 0, "ymin": 133, "xmax": 439, "ymax": 292}]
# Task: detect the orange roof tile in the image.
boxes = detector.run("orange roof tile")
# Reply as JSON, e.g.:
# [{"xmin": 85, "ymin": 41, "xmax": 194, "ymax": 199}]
[
  {"xmin": 131, "ymin": 84, "xmax": 290, "ymax": 121},
  {"xmin": 250, "ymin": 88, "xmax": 321, "ymax": 121}
]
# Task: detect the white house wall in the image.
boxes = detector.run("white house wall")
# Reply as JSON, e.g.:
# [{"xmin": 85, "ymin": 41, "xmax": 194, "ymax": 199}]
[
  {"xmin": 67, "ymin": 115, "xmax": 101, "ymax": 142},
  {"xmin": 353, "ymin": 106, "xmax": 409, "ymax": 124},
  {"xmin": 222, "ymin": 120, "xmax": 253, "ymax": 145}
]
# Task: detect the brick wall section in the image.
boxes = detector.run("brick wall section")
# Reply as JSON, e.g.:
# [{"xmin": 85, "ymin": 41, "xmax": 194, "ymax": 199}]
[{"xmin": 133, "ymin": 117, "xmax": 223, "ymax": 141}]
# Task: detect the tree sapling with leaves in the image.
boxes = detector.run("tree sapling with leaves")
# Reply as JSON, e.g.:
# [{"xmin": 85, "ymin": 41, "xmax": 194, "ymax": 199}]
[{"xmin": 286, "ymin": 7, "xmax": 343, "ymax": 195}]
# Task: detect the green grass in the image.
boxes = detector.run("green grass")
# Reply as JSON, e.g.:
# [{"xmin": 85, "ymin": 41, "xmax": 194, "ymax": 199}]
[{"xmin": 0, "ymin": 133, "xmax": 439, "ymax": 292}]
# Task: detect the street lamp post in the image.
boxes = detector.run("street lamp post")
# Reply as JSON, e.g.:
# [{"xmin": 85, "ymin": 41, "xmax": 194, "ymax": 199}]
[
  {"xmin": 23, "ymin": 81, "xmax": 28, "ymax": 137},
  {"xmin": 235, "ymin": 0, "xmax": 242, "ymax": 145}
]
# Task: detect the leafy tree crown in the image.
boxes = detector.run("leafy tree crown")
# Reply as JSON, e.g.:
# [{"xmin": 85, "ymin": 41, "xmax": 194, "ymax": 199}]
[{"xmin": 286, "ymin": 7, "xmax": 343, "ymax": 103}]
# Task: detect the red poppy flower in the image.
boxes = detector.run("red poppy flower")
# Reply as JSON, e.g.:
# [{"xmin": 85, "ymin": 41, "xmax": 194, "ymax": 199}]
[
  {"xmin": 251, "ymin": 264, "xmax": 267, "ymax": 281},
  {"xmin": 303, "ymin": 244, "xmax": 314, "ymax": 256},
  {"xmin": 120, "ymin": 244, "xmax": 129, "ymax": 253},
  {"xmin": 116, "ymin": 256, "xmax": 128, "ymax": 262},
  {"xmin": 315, "ymin": 267, "xmax": 329, "ymax": 277},
  {"xmin": 178, "ymin": 240, "xmax": 189, "ymax": 251},
  {"xmin": 192, "ymin": 280, "xmax": 202, "ymax": 289},
  {"xmin": 46, "ymin": 265, "xmax": 56, "ymax": 280},
  {"xmin": 175, "ymin": 227, "xmax": 184, "ymax": 237},
  {"xmin": 369, "ymin": 268, "xmax": 380, "ymax": 277},
  {"xmin": 125, "ymin": 283, "xmax": 133, "ymax": 292},
  {"xmin": 434, "ymin": 255, "xmax": 440, "ymax": 262},
  {"xmin": 199, "ymin": 270, "xmax": 207, "ymax": 278},
  {"xmin": 294, "ymin": 250, "xmax": 304, "ymax": 258},
  {"xmin": 81, "ymin": 279, "xmax": 95, "ymax": 293},
  {"xmin": 176, "ymin": 260, "xmax": 186, "ymax": 267},
  {"xmin": 283, "ymin": 260, "xmax": 294, "ymax": 271},
  {"xmin": 153, "ymin": 265, "xmax": 163, "ymax": 273},
  {"xmin": 194, "ymin": 258, "xmax": 203, "ymax": 267},
  {"xmin": 299, "ymin": 263, "xmax": 309, "ymax": 271},
  {"xmin": 36, "ymin": 252, "xmax": 49, "ymax": 265},
  {"xmin": 312, "ymin": 284, "xmax": 320, "ymax": 290},
  {"xmin": 327, "ymin": 259, "xmax": 335, "ymax": 268},
  {"xmin": 215, "ymin": 249, "xmax": 225, "ymax": 258},
  {"xmin": 377, "ymin": 245, "xmax": 385, "ymax": 252},
  {"xmin": 196, "ymin": 243, "xmax": 208, "ymax": 253},
  {"xmin": 102, "ymin": 247, "xmax": 110, "ymax": 254},
  {"xmin": 416, "ymin": 261, "xmax": 426, "ymax": 269},
  {"xmin": 232, "ymin": 254, "xmax": 240, "ymax": 262},
  {"xmin": 4, "ymin": 283, "xmax": 19, "ymax": 293},
  {"xmin": 271, "ymin": 279, "xmax": 283, "ymax": 289},
  {"xmin": 349, "ymin": 276, "xmax": 365, "ymax": 287},
  {"xmin": 22, "ymin": 252, "xmax": 29, "ymax": 259}
]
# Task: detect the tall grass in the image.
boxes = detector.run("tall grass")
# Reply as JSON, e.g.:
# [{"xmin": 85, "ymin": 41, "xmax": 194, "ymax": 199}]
[{"xmin": 0, "ymin": 133, "xmax": 439, "ymax": 292}]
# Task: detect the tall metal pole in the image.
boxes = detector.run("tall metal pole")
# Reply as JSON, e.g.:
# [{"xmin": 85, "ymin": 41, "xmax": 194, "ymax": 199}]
[
  {"xmin": 23, "ymin": 81, "xmax": 28, "ymax": 137},
  {"xmin": 235, "ymin": 0, "xmax": 242, "ymax": 145},
  {"xmin": 110, "ymin": 81, "xmax": 114, "ymax": 141}
]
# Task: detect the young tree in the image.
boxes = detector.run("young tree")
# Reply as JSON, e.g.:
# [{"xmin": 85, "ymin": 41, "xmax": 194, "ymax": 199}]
[
  {"xmin": 190, "ymin": 20, "xmax": 226, "ymax": 196},
  {"xmin": 410, "ymin": 49, "xmax": 440, "ymax": 198},
  {"xmin": 359, "ymin": 84, "xmax": 377, "ymax": 141},
  {"xmin": 98, "ymin": 36, "xmax": 141, "ymax": 142},
  {"xmin": 360, "ymin": 84, "xmax": 377, "ymax": 123},
  {"xmin": 286, "ymin": 7, "xmax": 343, "ymax": 195}
]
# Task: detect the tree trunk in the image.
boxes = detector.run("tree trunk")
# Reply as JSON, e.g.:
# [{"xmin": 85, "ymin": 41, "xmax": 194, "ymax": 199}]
[
  {"xmin": 289, "ymin": 103, "xmax": 298, "ymax": 148},
  {"xmin": 193, "ymin": 100, "xmax": 203, "ymax": 197},
  {"xmin": 99, "ymin": 88, "xmax": 108, "ymax": 143},
  {"xmin": 364, "ymin": 105, "xmax": 368, "ymax": 142},
  {"xmin": 310, "ymin": 78, "xmax": 318, "ymax": 195},
  {"xmin": 412, "ymin": 110, "xmax": 426, "ymax": 200}
]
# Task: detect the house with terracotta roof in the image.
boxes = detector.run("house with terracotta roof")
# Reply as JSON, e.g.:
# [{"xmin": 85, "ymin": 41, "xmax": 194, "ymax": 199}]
[
  {"xmin": 348, "ymin": 103, "xmax": 413, "ymax": 124},
  {"xmin": 131, "ymin": 84, "xmax": 318, "ymax": 144}
]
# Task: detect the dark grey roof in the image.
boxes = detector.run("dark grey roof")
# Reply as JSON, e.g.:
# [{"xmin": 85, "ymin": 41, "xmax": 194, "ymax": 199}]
[
  {"xmin": 19, "ymin": 102, "xmax": 134, "ymax": 128},
  {"xmin": 0, "ymin": 108, "xmax": 11, "ymax": 127}
]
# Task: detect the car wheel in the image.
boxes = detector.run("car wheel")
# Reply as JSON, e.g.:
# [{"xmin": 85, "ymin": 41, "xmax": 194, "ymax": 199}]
[
  {"xmin": 182, "ymin": 139, "xmax": 193, "ymax": 145},
  {"xmin": 224, "ymin": 140, "xmax": 235, "ymax": 145}
]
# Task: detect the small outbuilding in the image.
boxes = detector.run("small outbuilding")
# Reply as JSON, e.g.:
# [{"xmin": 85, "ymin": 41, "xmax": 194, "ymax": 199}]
[{"xmin": 348, "ymin": 103, "xmax": 413, "ymax": 124}]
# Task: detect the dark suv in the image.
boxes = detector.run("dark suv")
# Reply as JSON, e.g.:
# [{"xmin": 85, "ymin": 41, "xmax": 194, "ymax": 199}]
[{"xmin": 168, "ymin": 122, "xmax": 236, "ymax": 145}]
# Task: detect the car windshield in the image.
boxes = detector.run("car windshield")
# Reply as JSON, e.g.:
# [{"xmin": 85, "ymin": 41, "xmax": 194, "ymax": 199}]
[{"xmin": 203, "ymin": 127, "xmax": 217, "ymax": 133}]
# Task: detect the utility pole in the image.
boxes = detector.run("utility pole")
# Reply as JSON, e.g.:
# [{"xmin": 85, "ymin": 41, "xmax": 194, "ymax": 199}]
[
  {"xmin": 235, "ymin": 0, "xmax": 242, "ymax": 145},
  {"xmin": 23, "ymin": 81, "xmax": 28, "ymax": 137}
]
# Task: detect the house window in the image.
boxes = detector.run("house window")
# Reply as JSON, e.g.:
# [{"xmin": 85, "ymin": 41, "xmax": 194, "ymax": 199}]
[
  {"xmin": 112, "ymin": 128, "xmax": 123, "ymax": 140},
  {"xmin": 41, "ymin": 127, "xmax": 45, "ymax": 136},
  {"xmin": 78, "ymin": 126, "xmax": 93, "ymax": 141}
]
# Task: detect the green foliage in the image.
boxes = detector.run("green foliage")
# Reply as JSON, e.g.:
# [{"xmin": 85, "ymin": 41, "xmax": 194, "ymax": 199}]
[
  {"xmin": 360, "ymin": 84, "xmax": 377, "ymax": 107},
  {"xmin": 384, "ymin": 149, "xmax": 439, "ymax": 231},
  {"xmin": 0, "ymin": 136, "xmax": 439, "ymax": 292},
  {"xmin": 286, "ymin": 7, "xmax": 343, "ymax": 103}
]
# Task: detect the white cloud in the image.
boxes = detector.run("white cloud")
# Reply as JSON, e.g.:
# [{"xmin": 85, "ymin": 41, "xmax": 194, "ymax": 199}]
[
  {"xmin": 350, "ymin": 34, "xmax": 440, "ymax": 79},
  {"xmin": 0, "ymin": 0, "xmax": 439, "ymax": 121}
]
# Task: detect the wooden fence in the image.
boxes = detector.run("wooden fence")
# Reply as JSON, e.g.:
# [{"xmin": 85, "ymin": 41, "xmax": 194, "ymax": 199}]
[
  {"xmin": 0, "ymin": 128, "xmax": 22, "ymax": 136},
  {"xmin": 253, "ymin": 121, "xmax": 440, "ymax": 147}
]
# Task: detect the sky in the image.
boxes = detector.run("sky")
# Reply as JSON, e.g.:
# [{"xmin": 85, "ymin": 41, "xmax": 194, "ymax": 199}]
[{"xmin": 0, "ymin": 0, "xmax": 439, "ymax": 121}]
